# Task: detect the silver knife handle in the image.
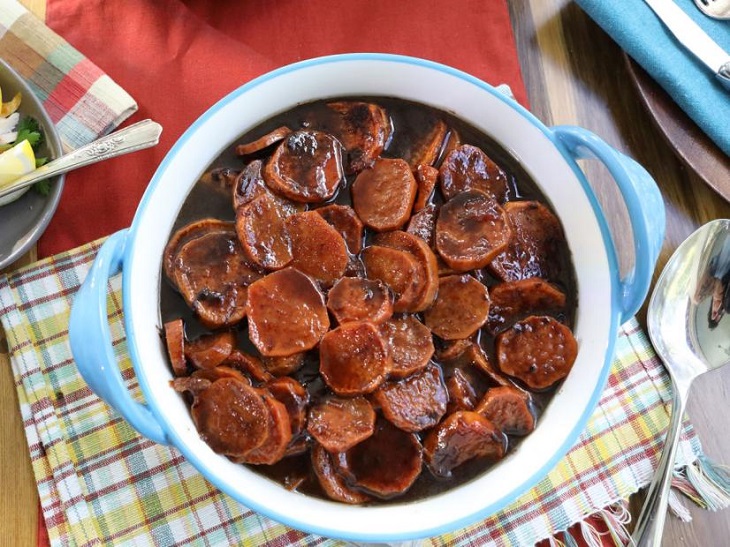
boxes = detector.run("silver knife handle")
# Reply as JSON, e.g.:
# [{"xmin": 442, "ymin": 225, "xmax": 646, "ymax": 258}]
[{"xmin": 718, "ymin": 62, "xmax": 730, "ymax": 91}]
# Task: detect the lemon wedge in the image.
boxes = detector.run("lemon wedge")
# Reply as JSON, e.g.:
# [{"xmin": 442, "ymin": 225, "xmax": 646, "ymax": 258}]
[{"xmin": 0, "ymin": 138, "xmax": 35, "ymax": 190}]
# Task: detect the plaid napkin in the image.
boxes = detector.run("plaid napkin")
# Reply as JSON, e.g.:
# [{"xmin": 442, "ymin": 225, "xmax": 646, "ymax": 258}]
[
  {"xmin": 1, "ymin": 240, "xmax": 725, "ymax": 547},
  {"xmin": 0, "ymin": 0, "xmax": 136, "ymax": 152}
]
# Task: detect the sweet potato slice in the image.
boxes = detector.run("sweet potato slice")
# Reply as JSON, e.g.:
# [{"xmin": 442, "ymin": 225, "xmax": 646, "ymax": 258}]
[
  {"xmin": 334, "ymin": 420, "xmax": 423, "ymax": 499},
  {"xmin": 235, "ymin": 126, "xmax": 292, "ymax": 156},
  {"xmin": 435, "ymin": 190, "xmax": 511, "ymax": 272},
  {"xmin": 327, "ymin": 101, "xmax": 391, "ymax": 174},
  {"xmin": 373, "ymin": 230, "xmax": 439, "ymax": 312},
  {"xmin": 286, "ymin": 211, "xmax": 349, "ymax": 287},
  {"xmin": 263, "ymin": 130, "xmax": 344, "ymax": 203},
  {"xmin": 190, "ymin": 378, "xmax": 270, "ymax": 458},
  {"xmin": 307, "ymin": 396, "xmax": 376, "ymax": 453},
  {"xmin": 221, "ymin": 350, "xmax": 273, "ymax": 383},
  {"xmin": 319, "ymin": 321, "xmax": 391, "ymax": 396},
  {"xmin": 423, "ymin": 411, "xmax": 506, "ymax": 478},
  {"xmin": 439, "ymin": 144, "xmax": 509, "ymax": 202},
  {"xmin": 173, "ymin": 229, "xmax": 262, "ymax": 329},
  {"xmin": 351, "ymin": 158, "xmax": 417, "ymax": 232},
  {"xmin": 245, "ymin": 267, "xmax": 330, "ymax": 357},
  {"xmin": 488, "ymin": 200, "xmax": 567, "ymax": 282},
  {"xmin": 327, "ymin": 277, "xmax": 393, "ymax": 325},
  {"xmin": 362, "ymin": 245, "xmax": 421, "ymax": 313},
  {"xmin": 232, "ymin": 160, "xmax": 305, "ymax": 215},
  {"xmin": 476, "ymin": 386, "xmax": 535, "ymax": 436},
  {"xmin": 184, "ymin": 330, "xmax": 236, "ymax": 370},
  {"xmin": 487, "ymin": 278, "xmax": 567, "ymax": 334},
  {"xmin": 170, "ymin": 376, "xmax": 212, "ymax": 396},
  {"xmin": 235, "ymin": 193, "xmax": 294, "ymax": 271},
  {"xmin": 379, "ymin": 315, "xmax": 434, "ymax": 379},
  {"xmin": 238, "ymin": 393, "xmax": 292, "ymax": 465},
  {"xmin": 440, "ymin": 339, "xmax": 511, "ymax": 388},
  {"xmin": 163, "ymin": 318, "xmax": 187, "ymax": 377},
  {"xmin": 406, "ymin": 203, "xmax": 437, "ymax": 247},
  {"xmin": 445, "ymin": 367, "xmax": 478, "ymax": 413},
  {"xmin": 314, "ymin": 204, "xmax": 364, "ymax": 254},
  {"xmin": 191, "ymin": 366, "xmax": 251, "ymax": 385},
  {"xmin": 413, "ymin": 164, "xmax": 439, "ymax": 212},
  {"xmin": 311, "ymin": 443, "xmax": 371, "ymax": 504},
  {"xmin": 163, "ymin": 218, "xmax": 233, "ymax": 281},
  {"xmin": 262, "ymin": 353, "xmax": 305, "ymax": 377},
  {"xmin": 267, "ymin": 377, "xmax": 310, "ymax": 437},
  {"xmin": 423, "ymin": 274, "xmax": 490, "ymax": 340},
  {"xmin": 373, "ymin": 363, "xmax": 448, "ymax": 432},
  {"xmin": 404, "ymin": 120, "xmax": 448, "ymax": 169},
  {"xmin": 496, "ymin": 315, "xmax": 578, "ymax": 390}
]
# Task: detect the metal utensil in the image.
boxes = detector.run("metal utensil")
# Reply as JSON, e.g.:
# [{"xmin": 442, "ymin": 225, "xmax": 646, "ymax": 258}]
[
  {"xmin": 695, "ymin": 0, "xmax": 730, "ymax": 20},
  {"xmin": 644, "ymin": 0, "xmax": 730, "ymax": 90},
  {"xmin": 0, "ymin": 119, "xmax": 162, "ymax": 200},
  {"xmin": 632, "ymin": 219, "xmax": 730, "ymax": 547}
]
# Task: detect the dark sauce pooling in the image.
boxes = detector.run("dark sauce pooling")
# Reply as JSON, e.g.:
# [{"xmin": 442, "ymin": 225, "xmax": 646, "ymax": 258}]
[{"xmin": 161, "ymin": 97, "xmax": 577, "ymax": 504}]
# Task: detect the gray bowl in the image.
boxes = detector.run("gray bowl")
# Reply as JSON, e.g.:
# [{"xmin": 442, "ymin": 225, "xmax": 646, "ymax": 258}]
[{"xmin": 0, "ymin": 58, "xmax": 64, "ymax": 269}]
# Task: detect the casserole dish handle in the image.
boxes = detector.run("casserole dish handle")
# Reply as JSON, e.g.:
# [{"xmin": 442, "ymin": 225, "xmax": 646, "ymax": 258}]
[
  {"xmin": 553, "ymin": 126, "xmax": 665, "ymax": 322},
  {"xmin": 69, "ymin": 229, "xmax": 169, "ymax": 445}
]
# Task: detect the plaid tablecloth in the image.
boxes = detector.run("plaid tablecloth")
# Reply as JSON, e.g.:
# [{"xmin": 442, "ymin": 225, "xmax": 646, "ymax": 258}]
[{"xmin": 0, "ymin": 238, "xmax": 725, "ymax": 547}]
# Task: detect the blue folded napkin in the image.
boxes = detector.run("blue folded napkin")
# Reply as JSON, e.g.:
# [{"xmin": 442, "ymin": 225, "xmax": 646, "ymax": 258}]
[{"xmin": 576, "ymin": 0, "xmax": 730, "ymax": 157}]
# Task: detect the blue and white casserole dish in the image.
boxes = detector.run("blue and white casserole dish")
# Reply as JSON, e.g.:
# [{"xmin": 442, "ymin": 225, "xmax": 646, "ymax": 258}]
[{"xmin": 68, "ymin": 54, "xmax": 665, "ymax": 542}]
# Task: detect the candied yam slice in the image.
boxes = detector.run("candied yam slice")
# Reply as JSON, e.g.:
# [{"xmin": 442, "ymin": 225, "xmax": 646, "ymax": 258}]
[
  {"xmin": 446, "ymin": 367, "xmax": 478, "ymax": 413},
  {"xmin": 286, "ymin": 211, "xmax": 349, "ymax": 287},
  {"xmin": 335, "ymin": 420, "xmax": 423, "ymax": 499},
  {"xmin": 488, "ymin": 200, "xmax": 567, "ymax": 282},
  {"xmin": 174, "ymin": 229, "xmax": 262, "ymax": 329},
  {"xmin": 327, "ymin": 101, "xmax": 391, "ymax": 174},
  {"xmin": 496, "ymin": 315, "xmax": 578, "ymax": 390},
  {"xmin": 379, "ymin": 315, "xmax": 434, "ymax": 378},
  {"xmin": 373, "ymin": 363, "xmax": 448, "ymax": 432},
  {"xmin": 314, "ymin": 204, "xmax": 364, "ymax": 254},
  {"xmin": 413, "ymin": 164, "xmax": 439, "ymax": 212},
  {"xmin": 423, "ymin": 275, "xmax": 490, "ymax": 340},
  {"xmin": 163, "ymin": 218, "xmax": 233, "ymax": 281},
  {"xmin": 319, "ymin": 321, "xmax": 391, "ymax": 396},
  {"xmin": 487, "ymin": 278, "xmax": 567, "ymax": 334},
  {"xmin": 351, "ymin": 158, "xmax": 417, "ymax": 232},
  {"xmin": 163, "ymin": 318, "xmax": 187, "ymax": 377},
  {"xmin": 246, "ymin": 267, "xmax": 330, "ymax": 357},
  {"xmin": 235, "ymin": 193, "xmax": 294, "ymax": 271},
  {"xmin": 311, "ymin": 443, "xmax": 371, "ymax": 504},
  {"xmin": 307, "ymin": 396, "xmax": 376, "ymax": 453},
  {"xmin": 476, "ymin": 386, "xmax": 535, "ymax": 436},
  {"xmin": 435, "ymin": 190, "xmax": 512, "ymax": 272},
  {"xmin": 439, "ymin": 144, "xmax": 509, "ymax": 202},
  {"xmin": 374, "ymin": 230, "xmax": 439, "ymax": 312},
  {"xmin": 235, "ymin": 126, "xmax": 292, "ymax": 156},
  {"xmin": 263, "ymin": 130, "xmax": 344, "ymax": 203},
  {"xmin": 262, "ymin": 353, "xmax": 305, "ymax": 377},
  {"xmin": 190, "ymin": 378, "xmax": 270, "ymax": 458},
  {"xmin": 423, "ymin": 411, "xmax": 506, "ymax": 478},
  {"xmin": 327, "ymin": 277, "xmax": 393, "ymax": 325},
  {"xmin": 191, "ymin": 366, "xmax": 251, "ymax": 385},
  {"xmin": 221, "ymin": 350, "xmax": 273, "ymax": 383},
  {"xmin": 238, "ymin": 393, "xmax": 292, "ymax": 465},
  {"xmin": 362, "ymin": 245, "xmax": 421, "ymax": 313},
  {"xmin": 441, "ymin": 339, "xmax": 511, "ymax": 388},
  {"xmin": 404, "ymin": 120, "xmax": 448, "ymax": 170},
  {"xmin": 170, "ymin": 376, "xmax": 211, "ymax": 396},
  {"xmin": 407, "ymin": 203, "xmax": 437, "ymax": 248},
  {"xmin": 267, "ymin": 377, "xmax": 310, "ymax": 437},
  {"xmin": 184, "ymin": 330, "xmax": 236, "ymax": 370}
]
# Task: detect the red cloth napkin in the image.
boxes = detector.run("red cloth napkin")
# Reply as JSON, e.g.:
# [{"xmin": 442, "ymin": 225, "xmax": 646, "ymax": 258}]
[{"xmin": 40, "ymin": 0, "xmax": 527, "ymax": 257}]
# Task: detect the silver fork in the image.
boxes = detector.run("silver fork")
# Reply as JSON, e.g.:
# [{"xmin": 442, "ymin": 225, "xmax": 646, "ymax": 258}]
[{"xmin": 694, "ymin": 0, "xmax": 730, "ymax": 19}]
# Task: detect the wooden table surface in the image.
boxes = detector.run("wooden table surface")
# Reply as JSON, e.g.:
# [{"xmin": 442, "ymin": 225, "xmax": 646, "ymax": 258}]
[{"xmin": 2, "ymin": 1, "xmax": 729, "ymax": 545}]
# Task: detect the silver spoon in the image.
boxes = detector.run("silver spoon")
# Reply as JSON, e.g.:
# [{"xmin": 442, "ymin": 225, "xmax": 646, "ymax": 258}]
[
  {"xmin": 632, "ymin": 219, "xmax": 730, "ymax": 546},
  {"xmin": 0, "ymin": 119, "xmax": 162, "ymax": 200},
  {"xmin": 694, "ymin": 0, "xmax": 730, "ymax": 19}
]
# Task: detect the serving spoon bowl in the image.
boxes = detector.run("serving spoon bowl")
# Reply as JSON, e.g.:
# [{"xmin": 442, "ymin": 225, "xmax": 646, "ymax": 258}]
[{"xmin": 632, "ymin": 219, "xmax": 730, "ymax": 546}]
